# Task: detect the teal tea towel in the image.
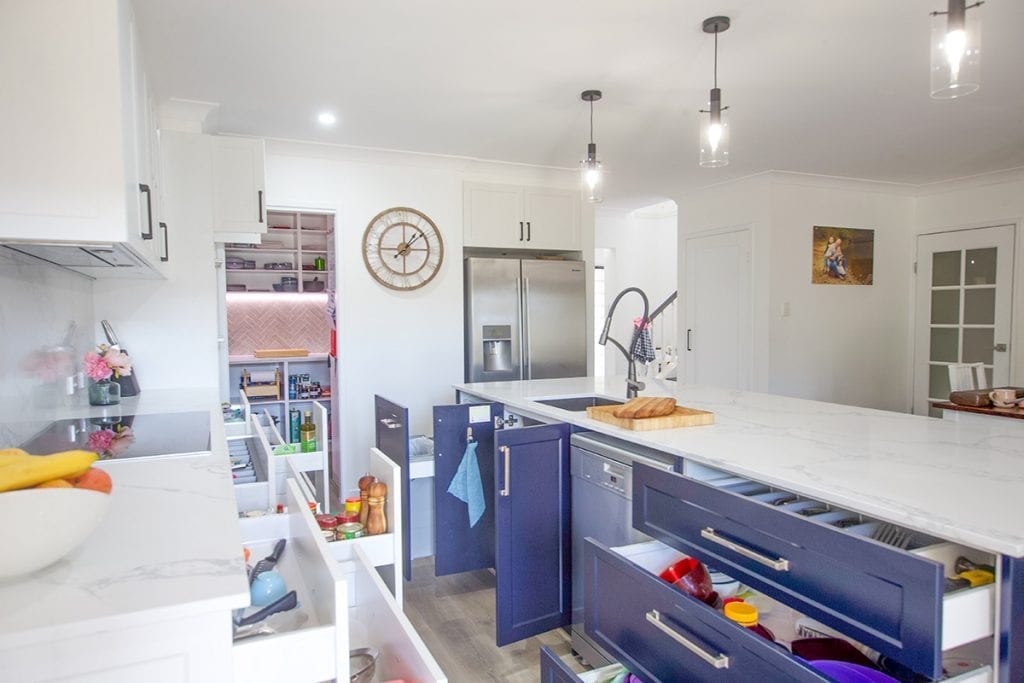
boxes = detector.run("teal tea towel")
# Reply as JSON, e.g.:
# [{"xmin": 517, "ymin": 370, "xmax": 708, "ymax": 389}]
[{"xmin": 447, "ymin": 441, "xmax": 486, "ymax": 527}]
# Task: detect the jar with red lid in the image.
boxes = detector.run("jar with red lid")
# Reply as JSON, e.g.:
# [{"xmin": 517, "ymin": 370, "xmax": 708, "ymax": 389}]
[
  {"xmin": 336, "ymin": 511, "xmax": 359, "ymax": 525},
  {"xmin": 315, "ymin": 513, "xmax": 338, "ymax": 542}
]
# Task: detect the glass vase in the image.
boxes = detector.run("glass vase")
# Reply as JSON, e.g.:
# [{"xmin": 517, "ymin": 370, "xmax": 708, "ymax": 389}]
[{"xmin": 88, "ymin": 379, "xmax": 121, "ymax": 406}]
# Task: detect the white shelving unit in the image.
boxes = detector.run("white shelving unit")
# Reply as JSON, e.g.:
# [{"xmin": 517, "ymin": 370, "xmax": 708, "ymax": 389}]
[
  {"xmin": 228, "ymin": 355, "xmax": 331, "ymax": 438},
  {"xmin": 224, "ymin": 209, "xmax": 334, "ymax": 293}
]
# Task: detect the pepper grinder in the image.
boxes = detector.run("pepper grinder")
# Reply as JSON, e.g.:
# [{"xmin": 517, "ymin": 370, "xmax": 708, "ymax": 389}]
[
  {"xmin": 358, "ymin": 474, "xmax": 375, "ymax": 527},
  {"xmin": 366, "ymin": 481, "xmax": 387, "ymax": 535}
]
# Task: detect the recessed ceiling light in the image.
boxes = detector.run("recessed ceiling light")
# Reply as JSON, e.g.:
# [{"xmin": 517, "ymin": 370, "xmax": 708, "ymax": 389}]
[{"xmin": 317, "ymin": 112, "xmax": 337, "ymax": 126}]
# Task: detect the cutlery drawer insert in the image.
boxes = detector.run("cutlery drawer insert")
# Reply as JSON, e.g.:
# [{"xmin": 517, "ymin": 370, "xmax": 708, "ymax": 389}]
[{"xmin": 632, "ymin": 464, "xmax": 995, "ymax": 679}]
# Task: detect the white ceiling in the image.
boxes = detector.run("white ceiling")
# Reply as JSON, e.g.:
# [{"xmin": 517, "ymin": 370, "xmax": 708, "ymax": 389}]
[{"xmin": 134, "ymin": 0, "xmax": 1024, "ymax": 209}]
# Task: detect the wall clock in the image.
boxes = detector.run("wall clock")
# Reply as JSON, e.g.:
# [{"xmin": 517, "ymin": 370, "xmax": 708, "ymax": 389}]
[{"xmin": 361, "ymin": 207, "xmax": 444, "ymax": 291}]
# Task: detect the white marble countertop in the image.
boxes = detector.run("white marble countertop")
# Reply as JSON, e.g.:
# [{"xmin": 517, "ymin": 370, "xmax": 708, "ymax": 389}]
[
  {"xmin": 0, "ymin": 389, "xmax": 249, "ymax": 646},
  {"xmin": 455, "ymin": 377, "xmax": 1024, "ymax": 557}
]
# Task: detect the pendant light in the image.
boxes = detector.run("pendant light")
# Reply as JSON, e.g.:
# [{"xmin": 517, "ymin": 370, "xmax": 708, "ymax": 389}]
[
  {"xmin": 930, "ymin": 0, "xmax": 983, "ymax": 99},
  {"xmin": 580, "ymin": 90, "xmax": 603, "ymax": 203},
  {"xmin": 699, "ymin": 16, "xmax": 730, "ymax": 168}
]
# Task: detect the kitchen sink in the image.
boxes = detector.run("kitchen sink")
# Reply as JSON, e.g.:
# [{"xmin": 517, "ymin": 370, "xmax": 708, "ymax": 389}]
[{"xmin": 532, "ymin": 396, "xmax": 624, "ymax": 412}]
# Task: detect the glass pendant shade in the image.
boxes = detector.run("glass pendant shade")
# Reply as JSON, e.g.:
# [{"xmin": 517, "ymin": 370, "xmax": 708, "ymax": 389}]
[
  {"xmin": 581, "ymin": 157, "xmax": 603, "ymax": 203},
  {"xmin": 699, "ymin": 102, "xmax": 729, "ymax": 167},
  {"xmin": 930, "ymin": 8, "xmax": 981, "ymax": 99}
]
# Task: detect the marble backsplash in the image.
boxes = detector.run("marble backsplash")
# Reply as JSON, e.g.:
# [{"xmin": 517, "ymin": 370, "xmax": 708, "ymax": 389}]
[{"xmin": 0, "ymin": 248, "xmax": 95, "ymax": 444}]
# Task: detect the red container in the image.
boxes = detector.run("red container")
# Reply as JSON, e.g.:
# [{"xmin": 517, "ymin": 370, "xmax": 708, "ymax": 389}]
[
  {"xmin": 336, "ymin": 511, "xmax": 359, "ymax": 525},
  {"xmin": 659, "ymin": 557, "xmax": 715, "ymax": 604}
]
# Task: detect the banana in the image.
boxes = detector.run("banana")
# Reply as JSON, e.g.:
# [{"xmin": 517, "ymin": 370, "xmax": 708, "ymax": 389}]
[
  {"xmin": 0, "ymin": 450, "xmax": 98, "ymax": 492},
  {"xmin": 0, "ymin": 448, "xmax": 30, "ymax": 463}
]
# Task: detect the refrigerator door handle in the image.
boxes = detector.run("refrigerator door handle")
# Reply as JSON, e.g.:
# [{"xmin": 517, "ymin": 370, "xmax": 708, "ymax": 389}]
[
  {"xmin": 522, "ymin": 277, "xmax": 531, "ymax": 379},
  {"xmin": 516, "ymin": 277, "xmax": 525, "ymax": 380}
]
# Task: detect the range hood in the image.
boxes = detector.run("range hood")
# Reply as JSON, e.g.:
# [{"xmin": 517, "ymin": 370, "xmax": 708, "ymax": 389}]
[{"xmin": 1, "ymin": 242, "xmax": 161, "ymax": 279}]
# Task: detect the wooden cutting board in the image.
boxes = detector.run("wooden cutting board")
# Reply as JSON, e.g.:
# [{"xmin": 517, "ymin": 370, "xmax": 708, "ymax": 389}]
[{"xmin": 586, "ymin": 404, "xmax": 715, "ymax": 431}]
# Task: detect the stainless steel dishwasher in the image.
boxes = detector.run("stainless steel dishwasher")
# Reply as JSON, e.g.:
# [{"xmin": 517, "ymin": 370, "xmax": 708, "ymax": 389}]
[{"xmin": 570, "ymin": 432, "xmax": 677, "ymax": 667}]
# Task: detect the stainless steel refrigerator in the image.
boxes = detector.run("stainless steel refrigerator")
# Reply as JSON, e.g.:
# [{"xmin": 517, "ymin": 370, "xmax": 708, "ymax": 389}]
[{"xmin": 465, "ymin": 257, "xmax": 587, "ymax": 382}]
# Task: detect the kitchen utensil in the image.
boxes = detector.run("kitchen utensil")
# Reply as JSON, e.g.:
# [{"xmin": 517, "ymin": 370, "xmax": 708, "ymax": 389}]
[
  {"xmin": 234, "ymin": 589, "xmax": 297, "ymax": 627},
  {"xmin": 303, "ymin": 277, "xmax": 325, "ymax": 292},
  {"xmin": 249, "ymin": 538, "xmax": 286, "ymax": 584},
  {"xmin": 586, "ymin": 403, "xmax": 715, "ymax": 430},
  {"xmin": 101, "ymin": 320, "xmax": 140, "ymax": 397},
  {"xmin": 0, "ymin": 488, "xmax": 112, "ymax": 578},
  {"xmin": 955, "ymin": 555, "xmax": 996, "ymax": 575},
  {"xmin": 871, "ymin": 523, "xmax": 912, "ymax": 550},
  {"xmin": 250, "ymin": 569, "xmax": 287, "ymax": 606},
  {"xmin": 989, "ymin": 388, "xmax": 1018, "ymax": 407},
  {"xmin": 232, "ymin": 608, "xmax": 308, "ymax": 641},
  {"xmin": 658, "ymin": 557, "xmax": 715, "ymax": 604},
  {"xmin": 349, "ymin": 647, "xmax": 379, "ymax": 683}
]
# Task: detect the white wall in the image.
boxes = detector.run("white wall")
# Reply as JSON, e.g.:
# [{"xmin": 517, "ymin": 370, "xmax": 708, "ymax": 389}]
[
  {"xmin": 675, "ymin": 173, "xmax": 915, "ymax": 412},
  {"xmin": 264, "ymin": 139, "xmax": 585, "ymax": 497},
  {"xmin": 767, "ymin": 177, "xmax": 915, "ymax": 411},
  {"xmin": 595, "ymin": 202, "xmax": 678, "ymax": 377},
  {"xmin": 915, "ymin": 171, "xmax": 1024, "ymax": 385},
  {"xmin": 92, "ymin": 131, "xmax": 221, "ymax": 392}
]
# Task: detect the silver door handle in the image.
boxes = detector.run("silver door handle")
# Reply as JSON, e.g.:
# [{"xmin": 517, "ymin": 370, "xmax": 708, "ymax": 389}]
[
  {"xmin": 686, "ymin": 328, "xmax": 693, "ymax": 351},
  {"xmin": 523, "ymin": 278, "xmax": 531, "ymax": 379},
  {"xmin": 499, "ymin": 446, "xmax": 510, "ymax": 496},
  {"xmin": 379, "ymin": 417, "xmax": 401, "ymax": 429},
  {"xmin": 646, "ymin": 610, "xmax": 729, "ymax": 669},
  {"xmin": 701, "ymin": 527, "xmax": 790, "ymax": 571},
  {"xmin": 515, "ymin": 278, "xmax": 525, "ymax": 379}
]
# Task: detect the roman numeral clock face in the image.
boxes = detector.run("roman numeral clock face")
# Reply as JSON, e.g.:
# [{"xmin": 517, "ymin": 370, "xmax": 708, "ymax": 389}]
[{"xmin": 361, "ymin": 207, "xmax": 444, "ymax": 291}]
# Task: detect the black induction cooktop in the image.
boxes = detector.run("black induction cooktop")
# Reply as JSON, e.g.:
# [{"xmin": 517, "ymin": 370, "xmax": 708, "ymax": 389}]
[{"xmin": 21, "ymin": 411, "xmax": 211, "ymax": 461}]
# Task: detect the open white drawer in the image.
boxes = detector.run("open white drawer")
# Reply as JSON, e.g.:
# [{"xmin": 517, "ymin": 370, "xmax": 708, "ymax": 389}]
[{"xmin": 235, "ymin": 477, "xmax": 445, "ymax": 682}]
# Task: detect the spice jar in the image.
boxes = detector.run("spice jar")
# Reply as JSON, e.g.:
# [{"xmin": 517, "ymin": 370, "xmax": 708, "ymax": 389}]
[
  {"xmin": 315, "ymin": 514, "xmax": 338, "ymax": 542},
  {"xmin": 344, "ymin": 496, "xmax": 361, "ymax": 515},
  {"xmin": 336, "ymin": 511, "xmax": 359, "ymax": 525},
  {"xmin": 337, "ymin": 522, "xmax": 365, "ymax": 540}
]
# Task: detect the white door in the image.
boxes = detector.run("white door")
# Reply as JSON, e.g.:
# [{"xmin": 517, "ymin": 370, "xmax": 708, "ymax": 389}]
[
  {"xmin": 463, "ymin": 182, "xmax": 523, "ymax": 248},
  {"xmin": 523, "ymin": 187, "xmax": 580, "ymax": 250},
  {"xmin": 684, "ymin": 228, "xmax": 752, "ymax": 390},
  {"xmin": 211, "ymin": 136, "xmax": 267, "ymax": 235},
  {"xmin": 913, "ymin": 224, "xmax": 1015, "ymax": 416}
]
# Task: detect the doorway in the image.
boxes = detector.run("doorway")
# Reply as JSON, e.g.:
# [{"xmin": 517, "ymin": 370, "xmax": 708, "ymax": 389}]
[
  {"xmin": 913, "ymin": 224, "xmax": 1015, "ymax": 416},
  {"xmin": 683, "ymin": 227, "xmax": 753, "ymax": 390}
]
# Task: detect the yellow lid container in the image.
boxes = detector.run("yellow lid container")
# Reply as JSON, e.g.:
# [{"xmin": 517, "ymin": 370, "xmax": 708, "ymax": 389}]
[{"xmin": 724, "ymin": 602, "xmax": 759, "ymax": 627}]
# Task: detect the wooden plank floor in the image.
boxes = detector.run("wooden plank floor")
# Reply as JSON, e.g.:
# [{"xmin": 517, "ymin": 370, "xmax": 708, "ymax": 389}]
[{"xmin": 404, "ymin": 556, "xmax": 589, "ymax": 682}]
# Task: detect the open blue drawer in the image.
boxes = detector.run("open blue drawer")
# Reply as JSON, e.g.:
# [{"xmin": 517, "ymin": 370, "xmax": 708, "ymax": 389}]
[
  {"xmin": 582, "ymin": 539, "xmax": 830, "ymax": 682},
  {"xmin": 631, "ymin": 463, "xmax": 996, "ymax": 680}
]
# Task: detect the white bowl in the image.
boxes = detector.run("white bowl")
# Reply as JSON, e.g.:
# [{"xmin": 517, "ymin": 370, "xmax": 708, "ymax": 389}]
[{"xmin": 0, "ymin": 488, "xmax": 111, "ymax": 579}]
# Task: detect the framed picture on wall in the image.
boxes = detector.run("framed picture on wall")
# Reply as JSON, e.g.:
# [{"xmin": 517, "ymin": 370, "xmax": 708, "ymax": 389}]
[{"xmin": 812, "ymin": 226, "xmax": 874, "ymax": 285}]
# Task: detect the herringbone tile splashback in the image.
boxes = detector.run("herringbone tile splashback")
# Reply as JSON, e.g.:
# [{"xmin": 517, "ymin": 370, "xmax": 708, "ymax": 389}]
[{"xmin": 227, "ymin": 298, "xmax": 329, "ymax": 355}]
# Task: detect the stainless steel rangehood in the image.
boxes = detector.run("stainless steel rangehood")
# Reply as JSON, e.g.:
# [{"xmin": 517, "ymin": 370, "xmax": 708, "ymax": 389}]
[{"xmin": 1, "ymin": 241, "xmax": 161, "ymax": 279}]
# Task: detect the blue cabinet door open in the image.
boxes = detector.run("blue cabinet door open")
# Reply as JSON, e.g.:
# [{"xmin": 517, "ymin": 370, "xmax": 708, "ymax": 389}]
[
  {"xmin": 495, "ymin": 423, "xmax": 572, "ymax": 646},
  {"xmin": 433, "ymin": 402, "xmax": 502, "ymax": 577}
]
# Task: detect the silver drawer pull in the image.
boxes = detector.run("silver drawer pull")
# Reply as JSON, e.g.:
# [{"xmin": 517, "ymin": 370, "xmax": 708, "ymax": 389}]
[
  {"xmin": 499, "ymin": 446, "xmax": 511, "ymax": 497},
  {"xmin": 701, "ymin": 527, "xmax": 790, "ymax": 571},
  {"xmin": 646, "ymin": 610, "xmax": 729, "ymax": 669},
  {"xmin": 378, "ymin": 417, "xmax": 401, "ymax": 429}
]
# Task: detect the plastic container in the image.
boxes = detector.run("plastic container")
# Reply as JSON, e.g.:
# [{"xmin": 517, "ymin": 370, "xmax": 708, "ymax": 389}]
[
  {"xmin": 807, "ymin": 660, "xmax": 898, "ymax": 682},
  {"xmin": 723, "ymin": 602, "xmax": 776, "ymax": 642},
  {"xmin": 658, "ymin": 557, "xmax": 715, "ymax": 605}
]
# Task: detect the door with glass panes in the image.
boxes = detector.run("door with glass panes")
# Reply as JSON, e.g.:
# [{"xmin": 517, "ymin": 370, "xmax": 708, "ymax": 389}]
[{"xmin": 913, "ymin": 225, "xmax": 1015, "ymax": 416}]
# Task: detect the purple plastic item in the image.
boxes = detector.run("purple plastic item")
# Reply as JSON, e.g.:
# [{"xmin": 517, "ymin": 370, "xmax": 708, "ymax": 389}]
[{"xmin": 808, "ymin": 660, "xmax": 899, "ymax": 682}]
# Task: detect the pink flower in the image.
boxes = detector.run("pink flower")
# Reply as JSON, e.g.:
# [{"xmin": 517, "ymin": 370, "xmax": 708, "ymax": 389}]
[
  {"xmin": 87, "ymin": 429, "xmax": 115, "ymax": 454},
  {"xmin": 84, "ymin": 352, "xmax": 112, "ymax": 381},
  {"xmin": 103, "ymin": 348, "xmax": 133, "ymax": 377}
]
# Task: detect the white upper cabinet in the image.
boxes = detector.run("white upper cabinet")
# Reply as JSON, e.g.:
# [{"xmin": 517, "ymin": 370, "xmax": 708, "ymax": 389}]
[
  {"xmin": 464, "ymin": 182, "xmax": 581, "ymax": 250},
  {"xmin": 211, "ymin": 137, "xmax": 267, "ymax": 238},
  {"xmin": 0, "ymin": 0, "xmax": 161, "ymax": 272}
]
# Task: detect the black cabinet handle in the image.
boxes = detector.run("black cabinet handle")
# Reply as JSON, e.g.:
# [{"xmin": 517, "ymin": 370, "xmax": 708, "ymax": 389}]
[
  {"xmin": 138, "ymin": 183, "xmax": 153, "ymax": 240},
  {"xmin": 526, "ymin": 221, "xmax": 531, "ymax": 241},
  {"xmin": 159, "ymin": 222, "xmax": 169, "ymax": 262},
  {"xmin": 258, "ymin": 190, "xmax": 264, "ymax": 223},
  {"xmin": 519, "ymin": 221, "xmax": 524, "ymax": 241}
]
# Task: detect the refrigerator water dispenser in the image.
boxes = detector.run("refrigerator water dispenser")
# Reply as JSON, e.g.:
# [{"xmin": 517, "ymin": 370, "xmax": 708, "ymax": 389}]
[{"xmin": 482, "ymin": 325, "xmax": 512, "ymax": 372}]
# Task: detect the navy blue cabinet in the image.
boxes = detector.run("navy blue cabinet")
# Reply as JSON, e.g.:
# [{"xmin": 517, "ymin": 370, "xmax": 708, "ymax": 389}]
[
  {"xmin": 583, "ymin": 539, "xmax": 830, "ymax": 683},
  {"xmin": 631, "ymin": 462, "xmax": 947, "ymax": 679},
  {"xmin": 539, "ymin": 646, "xmax": 582, "ymax": 683},
  {"xmin": 433, "ymin": 403, "xmax": 502, "ymax": 576},
  {"xmin": 495, "ymin": 423, "xmax": 572, "ymax": 646},
  {"xmin": 433, "ymin": 403, "xmax": 572, "ymax": 646}
]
